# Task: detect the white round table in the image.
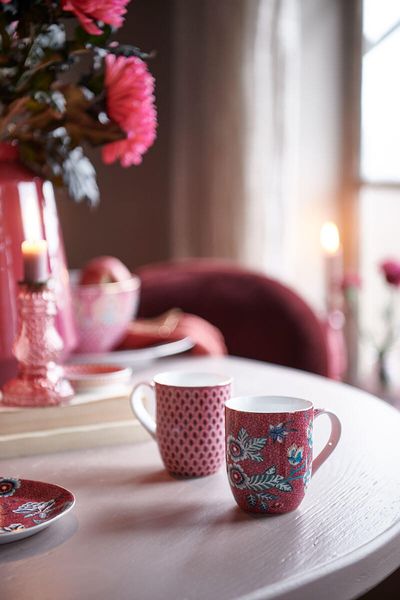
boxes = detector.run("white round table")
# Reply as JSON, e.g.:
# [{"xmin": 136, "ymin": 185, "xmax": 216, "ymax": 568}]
[{"xmin": 1, "ymin": 356, "xmax": 400, "ymax": 600}]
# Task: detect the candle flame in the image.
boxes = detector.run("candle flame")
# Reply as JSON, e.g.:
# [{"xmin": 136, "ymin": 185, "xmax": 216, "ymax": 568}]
[
  {"xmin": 320, "ymin": 222, "xmax": 340, "ymax": 255},
  {"xmin": 21, "ymin": 240, "xmax": 48, "ymax": 255}
]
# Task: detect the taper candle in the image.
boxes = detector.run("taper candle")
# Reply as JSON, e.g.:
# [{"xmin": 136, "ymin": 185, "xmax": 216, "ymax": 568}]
[
  {"xmin": 21, "ymin": 240, "xmax": 49, "ymax": 284},
  {"xmin": 320, "ymin": 222, "xmax": 343, "ymax": 312}
]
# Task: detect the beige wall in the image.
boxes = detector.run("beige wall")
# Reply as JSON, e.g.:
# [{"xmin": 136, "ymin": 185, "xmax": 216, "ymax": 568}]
[
  {"xmin": 58, "ymin": 0, "xmax": 173, "ymax": 271},
  {"xmin": 58, "ymin": 0, "xmax": 346, "ymax": 313}
]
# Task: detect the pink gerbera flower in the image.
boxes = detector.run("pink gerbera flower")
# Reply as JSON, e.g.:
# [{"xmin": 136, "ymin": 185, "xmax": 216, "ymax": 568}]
[
  {"xmin": 61, "ymin": 0, "xmax": 130, "ymax": 36},
  {"xmin": 102, "ymin": 53, "xmax": 157, "ymax": 167}
]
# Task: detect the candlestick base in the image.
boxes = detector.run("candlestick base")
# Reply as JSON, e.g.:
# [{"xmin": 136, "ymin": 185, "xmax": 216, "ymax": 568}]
[
  {"xmin": 1, "ymin": 281, "xmax": 74, "ymax": 408},
  {"xmin": 2, "ymin": 368, "xmax": 73, "ymax": 407}
]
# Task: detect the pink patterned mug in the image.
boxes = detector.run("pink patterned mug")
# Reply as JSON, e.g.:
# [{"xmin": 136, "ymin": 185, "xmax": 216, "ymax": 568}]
[
  {"xmin": 225, "ymin": 396, "xmax": 341, "ymax": 514},
  {"xmin": 130, "ymin": 372, "xmax": 232, "ymax": 477}
]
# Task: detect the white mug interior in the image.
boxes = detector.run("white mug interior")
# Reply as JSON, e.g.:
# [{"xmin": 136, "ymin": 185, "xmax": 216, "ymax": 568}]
[
  {"xmin": 225, "ymin": 395, "xmax": 313, "ymax": 414},
  {"xmin": 154, "ymin": 371, "xmax": 232, "ymax": 388}
]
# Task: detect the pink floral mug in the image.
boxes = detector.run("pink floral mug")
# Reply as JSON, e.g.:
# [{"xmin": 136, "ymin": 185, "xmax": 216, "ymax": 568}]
[
  {"xmin": 225, "ymin": 395, "xmax": 341, "ymax": 514},
  {"xmin": 130, "ymin": 372, "xmax": 232, "ymax": 477}
]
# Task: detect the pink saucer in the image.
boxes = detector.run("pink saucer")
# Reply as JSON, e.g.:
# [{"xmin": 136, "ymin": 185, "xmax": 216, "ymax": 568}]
[
  {"xmin": 63, "ymin": 364, "xmax": 132, "ymax": 392},
  {"xmin": 0, "ymin": 477, "xmax": 75, "ymax": 544}
]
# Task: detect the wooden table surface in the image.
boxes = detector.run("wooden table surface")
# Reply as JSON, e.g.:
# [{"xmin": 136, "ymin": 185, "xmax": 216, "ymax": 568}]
[{"xmin": 2, "ymin": 356, "xmax": 400, "ymax": 600}]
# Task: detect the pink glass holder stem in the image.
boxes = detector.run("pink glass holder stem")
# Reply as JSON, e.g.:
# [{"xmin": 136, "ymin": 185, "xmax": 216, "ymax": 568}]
[{"xmin": 1, "ymin": 281, "xmax": 73, "ymax": 407}]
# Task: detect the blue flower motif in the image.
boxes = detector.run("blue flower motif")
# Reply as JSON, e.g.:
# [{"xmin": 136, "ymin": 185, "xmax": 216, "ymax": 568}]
[
  {"xmin": 268, "ymin": 422, "xmax": 291, "ymax": 443},
  {"xmin": 287, "ymin": 444, "xmax": 304, "ymax": 466},
  {"xmin": 0, "ymin": 477, "xmax": 21, "ymax": 497},
  {"xmin": 303, "ymin": 467, "xmax": 312, "ymax": 488},
  {"xmin": 307, "ymin": 421, "xmax": 313, "ymax": 448}
]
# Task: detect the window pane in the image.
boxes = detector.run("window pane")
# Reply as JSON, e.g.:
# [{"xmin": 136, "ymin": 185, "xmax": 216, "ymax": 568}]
[
  {"xmin": 361, "ymin": 1, "xmax": 400, "ymax": 182},
  {"xmin": 359, "ymin": 186, "xmax": 400, "ymax": 383},
  {"xmin": 361, "ymin": 27, "xmax": 400, "ymax": 182},
  {"xmin": 363, "ymin": 0, "xmax": 400, "ymax": 45}
]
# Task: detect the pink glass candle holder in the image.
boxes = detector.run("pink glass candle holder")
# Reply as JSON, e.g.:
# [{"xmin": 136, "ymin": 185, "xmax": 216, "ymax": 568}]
[{"xmin": 1, "ymin": 281, "xmax": 73, "ymax": 407}]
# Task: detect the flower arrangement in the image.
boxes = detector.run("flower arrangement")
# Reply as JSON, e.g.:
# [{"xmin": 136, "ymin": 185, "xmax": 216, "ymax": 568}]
[
  {"xmin": 342, "ymin": 259, "xmax": 400, "ymax": 390},
  {"xmin": 0, "ymin": 0, "xmax": 157, "ymax": 204}
]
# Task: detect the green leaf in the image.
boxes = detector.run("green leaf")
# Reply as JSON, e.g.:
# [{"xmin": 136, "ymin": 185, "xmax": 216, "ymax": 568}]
[
  {"xmin": 237, "ymin": 428, "xmax": 249, "ymax": 446},
  {"xmin": 246, "ymin": 438, "xmax": 267, "ymax": 454},
  {"xmin": 247, "ymin": 467, "xmax": 292, "ymax": 493},
  {"xmin": 62, "ymin": 146, "xmax": 99, "ymax": 205},
  {"xmin": 264, "ymin": 466, "xmax": 276, "ymax": 476},
  {"xmin": 259, "ymin": 493, "xmax": 277, "ymax": 500},
  {"xmin": 247, "ymin": 472, "xmax": 275, "ymax": 492},
  {"xmin": 74, "ymin": 24, "xmax": 112, "ymax": 47},
  {"xmin": 275, "ymin": 480, "xmax": 293, "ymax": 492},
  {"xmin": 110, "ymin": 44, "xmax": 154, "ymax": 60},
  {"xmin": 247, "ymin": 494, "xmax": 257, "ymax": 507}
]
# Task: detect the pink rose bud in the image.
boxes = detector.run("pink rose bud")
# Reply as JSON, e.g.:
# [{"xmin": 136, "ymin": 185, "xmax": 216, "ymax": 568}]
[{"xmin": 380, "ymin": 260, "xmax": 400, "ymax": 286}]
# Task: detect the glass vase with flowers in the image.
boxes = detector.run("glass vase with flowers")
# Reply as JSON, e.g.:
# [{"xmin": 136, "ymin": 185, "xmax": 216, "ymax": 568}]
[{"xmin": 0, "ymin": 0, "xmax": 157, "ymax": 385}]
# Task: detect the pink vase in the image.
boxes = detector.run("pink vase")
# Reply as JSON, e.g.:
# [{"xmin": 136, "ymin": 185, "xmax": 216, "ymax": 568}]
[{"xmin": 0, "ymin": 144, "xmax": 77, "ymax": 386}]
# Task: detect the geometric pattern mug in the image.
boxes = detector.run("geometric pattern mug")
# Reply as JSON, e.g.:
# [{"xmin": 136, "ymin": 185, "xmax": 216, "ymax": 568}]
[
  {"xmin": 225, "ymin": 395, "xmax": 341, "ymax": 513},
  {"xmin": 130, "ymin": 372, "xmax": 232, "ymax": 477}
]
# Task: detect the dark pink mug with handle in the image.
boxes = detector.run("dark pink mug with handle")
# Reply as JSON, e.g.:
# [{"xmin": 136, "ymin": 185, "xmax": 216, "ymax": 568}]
[
  {"xmin": 225, "ymin": 395, "xmax": 341, "ymax": 514},
  {"xmin": 130, "ymin": 372, "xmax": 232, "ymax": 477}
]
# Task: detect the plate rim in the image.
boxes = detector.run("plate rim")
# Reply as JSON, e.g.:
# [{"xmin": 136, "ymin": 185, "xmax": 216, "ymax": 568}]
[
  {"xmin": 63, "ymin": 364, "xmax": 132, "ymax": 381},
  {"xmin": 69, "ymin": 336, "xmax": 194, "ymax": 365},
  {"xmin": 0, "ymin": 477, "xmax": 75, "ymax": 543}
]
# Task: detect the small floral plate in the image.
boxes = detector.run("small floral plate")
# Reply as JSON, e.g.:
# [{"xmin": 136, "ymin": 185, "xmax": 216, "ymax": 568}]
[{"xmin": 0, "ymin": 477, "xmax": 75, "ymax": 544}]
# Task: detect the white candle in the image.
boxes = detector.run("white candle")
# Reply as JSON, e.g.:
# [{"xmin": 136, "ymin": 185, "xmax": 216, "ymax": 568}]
[
  {"xmin": 21, "ymin": 240, "xmax": 49, "ymax": 283},
  {"xmin": 320, "ymin": 222, "xmax": 343, "ymax": 312}
]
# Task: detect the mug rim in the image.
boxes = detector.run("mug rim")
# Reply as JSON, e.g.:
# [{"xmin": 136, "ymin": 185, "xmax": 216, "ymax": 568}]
[
  {"xmin": 225, "ymin": 395, "xmax": 313, "ymax": 414},
  {"xmin": 153, "ymin": 371, "xmax": 232, "ymax": 388}
]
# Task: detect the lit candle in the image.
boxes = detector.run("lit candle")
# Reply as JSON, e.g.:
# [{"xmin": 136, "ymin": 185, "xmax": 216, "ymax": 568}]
[
  {"xmin": 320, "ymin": 222, "xmax": 343, "ymax": 312},
  {"xmin": 21, "ymin": 240, "xmax": 49, "ymax": 284}
]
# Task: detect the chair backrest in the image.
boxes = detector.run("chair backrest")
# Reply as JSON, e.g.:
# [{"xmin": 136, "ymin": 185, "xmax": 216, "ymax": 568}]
[{"xmin": 136, "ymin": 259, "xmax": 330, "ymax": 376}]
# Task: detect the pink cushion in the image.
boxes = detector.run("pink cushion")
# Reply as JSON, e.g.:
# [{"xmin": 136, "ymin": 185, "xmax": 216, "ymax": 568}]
[{"xmin": 136, "ymin": 259, "xmax": 330, "ymax": 376}]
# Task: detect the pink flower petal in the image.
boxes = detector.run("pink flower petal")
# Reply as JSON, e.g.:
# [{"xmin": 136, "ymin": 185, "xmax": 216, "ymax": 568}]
[
  {"xmin": 102, "ymin": 54, "xmax": 157, "ymax": 167},
  {"xmin": 61, "ymin": 0, "xmax": 130, "ymax": 36}
]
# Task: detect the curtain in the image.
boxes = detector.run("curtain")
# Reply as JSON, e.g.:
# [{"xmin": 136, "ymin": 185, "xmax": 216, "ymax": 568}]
[{"xmin": 171, "ymin": 0, "xmax": 299, "ymax": 276}]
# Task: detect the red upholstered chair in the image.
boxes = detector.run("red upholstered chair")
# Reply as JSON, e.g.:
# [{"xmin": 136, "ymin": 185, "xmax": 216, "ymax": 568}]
[{"xmin": 136, "ymin": 259, "xmax": 330, "ymax": 377}]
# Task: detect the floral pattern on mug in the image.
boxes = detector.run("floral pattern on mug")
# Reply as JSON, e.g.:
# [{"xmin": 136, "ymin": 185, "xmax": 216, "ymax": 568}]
[
  {"xmin": 267, "ymin": 421, "xmax": 296, "ymax": 443},
  {"xmin": 227, "ymin": 428, "xmax": 267, "ymax": 463},
  {"xmin": 227, "ymin": 464, "xmax": 249, "ymax": 489},
  {"xmin": 303, "ymin": 467, "xmax": 312, "ymax": 488},
  {"xmin": 226, "ymin": 423, "xmax": 312, "ymax": 513},
  {"xmin": 287, "ymin": 444, "xmax": 304, "ymax": 466},
  {"xmin": 307, "ymin": 421, "xmax": 313, "ymax": 448}
]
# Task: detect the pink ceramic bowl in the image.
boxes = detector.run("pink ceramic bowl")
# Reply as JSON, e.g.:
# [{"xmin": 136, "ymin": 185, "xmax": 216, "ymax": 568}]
[{"xmin": 70, "ymin": 272, "xmax": 140, "ymax": 353}]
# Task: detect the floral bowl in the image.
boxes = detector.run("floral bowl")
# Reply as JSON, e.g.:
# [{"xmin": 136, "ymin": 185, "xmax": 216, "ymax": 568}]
[{"xmin": 70, "ymin": 271, "xmax": 140, "ymax": 353}]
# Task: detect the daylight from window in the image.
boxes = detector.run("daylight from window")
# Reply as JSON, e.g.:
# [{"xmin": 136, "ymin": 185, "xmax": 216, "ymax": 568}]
[{"xmin": 359, "ymin": 0, "xmax": 400, "ymax": 382}]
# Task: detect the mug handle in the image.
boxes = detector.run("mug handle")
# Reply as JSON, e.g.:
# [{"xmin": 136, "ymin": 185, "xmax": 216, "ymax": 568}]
[
  {"xmin": 129, "ymin": 382, "xmax": 157, "ymax": 440},
  {"xmin": 312, "ymin": 408, "xmax": 342, "ymax": 475}
]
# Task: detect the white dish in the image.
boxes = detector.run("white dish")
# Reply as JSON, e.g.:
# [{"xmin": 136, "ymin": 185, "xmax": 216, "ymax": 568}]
[
  {"xmin": 69, "ymin": 337, "xmax": 194, "ymax": 367},
  {"xmin": 63, "ymin": 364, "xmax": 132, "ymax": 393}
]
